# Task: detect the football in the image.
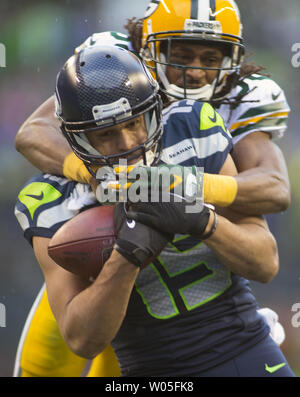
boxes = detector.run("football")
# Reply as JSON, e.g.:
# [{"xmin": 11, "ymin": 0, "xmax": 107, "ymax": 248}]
[{"xmin": 48, "ymin": 205, "xmax": 115, "ymax": 281}]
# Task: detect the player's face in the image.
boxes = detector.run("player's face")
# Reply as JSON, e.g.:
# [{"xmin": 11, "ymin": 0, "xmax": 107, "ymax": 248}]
[
  {"xmin": 165, "ymin": 41, "xmax": 224, "ymax": 89},
  {"xmin": 85, "ymin": 115, "xmax": 147, "ymax": 164}
]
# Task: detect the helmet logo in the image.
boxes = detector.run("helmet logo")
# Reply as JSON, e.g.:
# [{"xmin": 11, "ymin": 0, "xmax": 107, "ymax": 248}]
[
  {"xmin": 184, "ymin": 19, "xmax": 222, "ymax": 33},
  {"xmin": 92, "ymin": 98, "xmax": 132, "ymax": 126},
  {"xmin": 126, "ymin": 219, "xmax": 136, "ymax": 229},
  {"xmin": 209, "ymin": 7, "xmax": 236, "ymax": 18},
  {"xmin": 144, "ymin": 0, "xmax": 161, "ymax": 18}
]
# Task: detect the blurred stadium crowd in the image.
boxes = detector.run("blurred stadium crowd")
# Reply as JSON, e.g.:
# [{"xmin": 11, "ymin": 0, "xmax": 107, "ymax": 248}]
[{"xmin": 0, "ymin": 0, "xmax": 300, "ymax": 376}]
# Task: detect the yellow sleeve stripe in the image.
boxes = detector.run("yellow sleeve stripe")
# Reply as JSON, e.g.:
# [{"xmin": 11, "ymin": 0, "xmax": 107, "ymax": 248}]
[{"xmin": 230, "ymin": 111, "xmax": 289, "ymax": 132}]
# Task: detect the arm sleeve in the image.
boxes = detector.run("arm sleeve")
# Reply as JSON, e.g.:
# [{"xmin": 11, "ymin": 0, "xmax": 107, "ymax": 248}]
[{"xmin": 228, "ymin": 76, "xmax": 290, "ymax": 144}]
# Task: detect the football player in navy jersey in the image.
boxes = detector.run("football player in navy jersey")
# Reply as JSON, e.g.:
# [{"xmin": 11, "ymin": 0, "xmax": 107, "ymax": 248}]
[
  {"xmin": 15, "ymin": 45, "xmax": 294, "ymax": 377},
  {"xmin": 13, "ymin": 0, "xmax": 290, "ymax": 377}
]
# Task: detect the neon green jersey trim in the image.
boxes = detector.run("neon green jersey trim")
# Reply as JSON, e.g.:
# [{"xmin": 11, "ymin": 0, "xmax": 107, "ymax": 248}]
[
  {"xmin": 18, "ymin": 182, "xmax": 62, "ymax": 220},
  {"xmin": 200, "ymin": 102, "xmax": 227, "ymax": 134}
]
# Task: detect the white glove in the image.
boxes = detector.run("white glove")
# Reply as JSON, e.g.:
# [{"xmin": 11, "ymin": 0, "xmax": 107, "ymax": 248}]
[{"xmin": 258, "ymin": 307, "xmax": 286, "ymax": 346}]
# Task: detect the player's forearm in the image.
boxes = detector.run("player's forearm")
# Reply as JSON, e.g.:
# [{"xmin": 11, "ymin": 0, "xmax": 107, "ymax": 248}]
[
  {"xmin": 204, "ymin": 168, "xmax": 290, "ymax": 215},
  {"xmin": 15, "ymin": 118, "xmax": 71, "ymax": 175},
  {"xmin": 61, "ymin": 250, "xmax": 139, "ymax": 359},
  {"xmin": 15, "ymin": 95, "xmax": 71, "ymax": 175},
  {"xmin": 232, "ymin": 166, "xmax": 291, "ymax": 215},
  {"xmin": 205, "ymin": 214, "xmax": 279, "ymax": 283}
]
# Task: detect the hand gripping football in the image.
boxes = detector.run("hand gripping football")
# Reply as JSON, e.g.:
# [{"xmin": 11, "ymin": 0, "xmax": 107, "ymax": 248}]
[{"xmin": 48, "ymin": 205, "xmax": 115, "ymax": 281}]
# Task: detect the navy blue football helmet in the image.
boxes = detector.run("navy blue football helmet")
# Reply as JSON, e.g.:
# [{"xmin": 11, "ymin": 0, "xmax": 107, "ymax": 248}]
[{"xmin": 55, "ymin": 45, "xmax": 163, "ymax": 173}]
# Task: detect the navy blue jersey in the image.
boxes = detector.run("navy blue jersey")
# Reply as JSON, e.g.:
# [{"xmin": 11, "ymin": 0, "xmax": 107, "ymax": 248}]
[
  {"xmin": 15, "ymin": 100, "xmax": 269, "ymax": 376},
  {"xmin": 160, "ymin": 100, "xmax": 232, "ymax": 173}
]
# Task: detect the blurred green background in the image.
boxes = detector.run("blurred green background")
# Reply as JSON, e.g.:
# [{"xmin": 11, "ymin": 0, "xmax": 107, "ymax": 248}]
[{"xmin": 0, "ymin": 0, "xmax": 300, "ymax": 377}]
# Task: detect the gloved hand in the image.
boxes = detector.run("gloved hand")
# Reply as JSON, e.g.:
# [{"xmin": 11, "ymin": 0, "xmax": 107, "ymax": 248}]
[
  {"xmin": 126, "ymin": 199, "xmax": 213, "ymax": 239},
  {"xmin": 113, "ymin": 203, "xmax": 173, "ymax": 268},
  {"xmin": 258, "ymin": 307, "xmax": 286, "ymax": 346}
]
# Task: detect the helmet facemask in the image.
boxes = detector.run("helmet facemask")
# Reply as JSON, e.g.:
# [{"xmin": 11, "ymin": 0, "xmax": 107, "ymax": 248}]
[
  {"xmin": 141, "ymin": 33, "xmax": 244, "ymax": 103},
  {"xmin": 141, "ymin": 0, "xmax": 245, "ymax": 103}
]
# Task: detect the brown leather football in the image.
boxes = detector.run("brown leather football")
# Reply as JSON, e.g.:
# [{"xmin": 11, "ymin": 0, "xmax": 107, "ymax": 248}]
[{"xmin": 48, "ymin": 205, "xmax": 115, "ymax": 281}]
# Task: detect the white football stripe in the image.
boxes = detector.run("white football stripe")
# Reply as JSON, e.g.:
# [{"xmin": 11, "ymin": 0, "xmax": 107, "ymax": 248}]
[
  {"xmin": 197, "ymin": 0, "xmax": 210, "ymax": 21},
  {"xmin": 163, "ymin": 106, "xmax": 193, "ymax": 124}
]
